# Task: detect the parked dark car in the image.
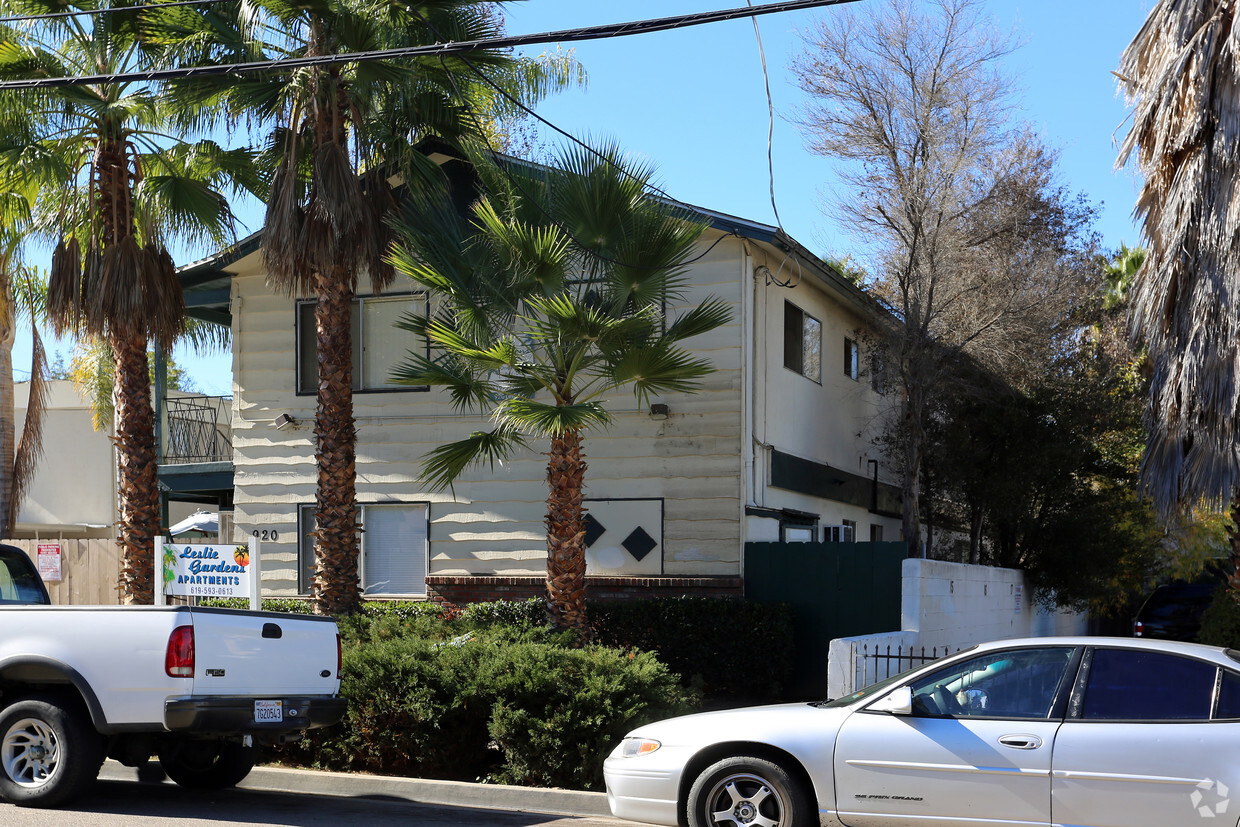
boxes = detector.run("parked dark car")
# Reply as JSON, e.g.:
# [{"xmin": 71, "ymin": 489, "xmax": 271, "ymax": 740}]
[{"xmin": 1132, "ymin": 582, "xmax": 1219, "ymax": 641}]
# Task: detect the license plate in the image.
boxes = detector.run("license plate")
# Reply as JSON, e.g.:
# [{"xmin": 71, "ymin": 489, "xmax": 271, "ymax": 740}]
[{"xmin": 254, "ymin": 700, "xmax": 283, "ymax": 723}]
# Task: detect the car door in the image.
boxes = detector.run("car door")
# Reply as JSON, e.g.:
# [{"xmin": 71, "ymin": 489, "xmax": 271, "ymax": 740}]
[
  {"xmin": 834, "ymin": 645, "xmax": 1078, "ymax": 827},
  {"xmin": 1051, "ymin": 646, "xmax": 1240, "ymax": 827}
]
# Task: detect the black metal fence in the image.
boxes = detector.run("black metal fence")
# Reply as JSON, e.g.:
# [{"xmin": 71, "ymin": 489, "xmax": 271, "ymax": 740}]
[
  {"xmin": 857, "ymin": 642, "xmax": 960, "ymax": 689},
  {"xmin": 165, "ymin": 396, "xmax": 232, "ymax": 464}
]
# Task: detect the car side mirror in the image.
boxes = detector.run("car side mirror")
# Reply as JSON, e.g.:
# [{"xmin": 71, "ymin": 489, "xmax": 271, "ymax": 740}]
[{"xmin": 868, "ymin": 686, "xmax": 913, "ymax": 715}]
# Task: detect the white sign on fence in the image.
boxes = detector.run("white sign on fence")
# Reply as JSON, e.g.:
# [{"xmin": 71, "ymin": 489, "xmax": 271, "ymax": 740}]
[
  {"xmin": 157, "ymin": 537, "xmax": 260, "ymax": 610},
  {"xmin": 36, "ymin": 543, "xmax": 62, "ymax": 582}
]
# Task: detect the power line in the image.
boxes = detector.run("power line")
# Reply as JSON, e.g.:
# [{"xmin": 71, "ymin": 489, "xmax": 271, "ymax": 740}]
[{"xmin": 0, "ymin": 0, "xmax": 863, "ymax": 90}]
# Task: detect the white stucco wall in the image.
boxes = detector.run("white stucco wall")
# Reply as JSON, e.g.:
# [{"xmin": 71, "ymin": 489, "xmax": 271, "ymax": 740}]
[
  {"xmin": 901, "ymin": 559, "xmax": 1087, "ymax": 651},
  {"xmin": 827, "ymin": 559, "xmax": 1089, "ymax": 697}
]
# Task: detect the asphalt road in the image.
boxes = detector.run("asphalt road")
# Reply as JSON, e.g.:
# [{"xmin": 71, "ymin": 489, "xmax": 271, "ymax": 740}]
[{"xmin": 0, "ymin": 777, "xmax": 633, "ymax": 827}]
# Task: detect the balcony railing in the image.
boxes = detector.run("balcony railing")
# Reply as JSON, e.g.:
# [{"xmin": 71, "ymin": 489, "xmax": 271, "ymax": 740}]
[{"xmin": 164, "ymin": 395, "xmax": 232, "ymax": 465}]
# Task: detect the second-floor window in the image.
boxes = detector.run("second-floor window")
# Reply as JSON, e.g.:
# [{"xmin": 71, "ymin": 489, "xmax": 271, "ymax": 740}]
[
  {"xmin": 844, "ymin": 337, "xmax": 859, "ymax": 380},
  {"xmin": 784, "ymin": 301, "xmax": 822, "ymax": 382},
  {"xmin": 297, "ymin": 293, "xmax": 427, "ymax": 394}
]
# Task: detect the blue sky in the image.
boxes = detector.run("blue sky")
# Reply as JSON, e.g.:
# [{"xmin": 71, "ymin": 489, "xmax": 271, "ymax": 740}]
[{"xmin": 18, "ymin": 0, "xmax": 1156, "ymax": 395}]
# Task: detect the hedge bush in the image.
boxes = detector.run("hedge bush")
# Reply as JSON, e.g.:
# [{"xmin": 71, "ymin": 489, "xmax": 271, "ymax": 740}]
[
  {"xmin": 1197, "ymin": 587, "xmax": 1240, "ymax": 647},
  {"xmin": 591, "ymin": 597, "xmax": 795, "ymax": 700},
  {"xmin": 275, "ymin": 632, "xmax": 694, "ymax": 789}
]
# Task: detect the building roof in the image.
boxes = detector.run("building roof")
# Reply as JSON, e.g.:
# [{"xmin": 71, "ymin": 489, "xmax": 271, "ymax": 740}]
[{"xmin": 177, "ymin": 148, "xmax": 894, "ymax": 328}]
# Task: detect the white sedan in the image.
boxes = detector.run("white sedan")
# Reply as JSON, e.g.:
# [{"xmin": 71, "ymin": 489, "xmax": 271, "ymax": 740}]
[{"xmin": 604, "ymin": 636, "xmax": 1240, "ymax": 827}]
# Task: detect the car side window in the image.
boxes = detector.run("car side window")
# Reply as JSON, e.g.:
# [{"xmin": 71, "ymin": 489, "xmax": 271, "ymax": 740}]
[
  {"xmin": 1079, "ymin": 649, "xmax": 1215, "ymax": 720},
  {"xmin": 1217, "ymin": 671, "xmax": 1240, "ymax": 719},
  {"xmin": 908, "ymin": 647, "xmax": 1074, "ymax": 719}
]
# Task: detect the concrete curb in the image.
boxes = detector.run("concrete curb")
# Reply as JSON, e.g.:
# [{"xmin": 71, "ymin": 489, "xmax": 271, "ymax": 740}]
[{"xmin": 99, "ymin": 760, "xmax": 613, "ymax": 818}]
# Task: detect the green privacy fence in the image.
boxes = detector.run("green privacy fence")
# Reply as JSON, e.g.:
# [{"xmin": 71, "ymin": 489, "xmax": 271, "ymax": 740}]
[{"xmin": 745, "ymin": 541, "xmax": 907, "ymax": 697}]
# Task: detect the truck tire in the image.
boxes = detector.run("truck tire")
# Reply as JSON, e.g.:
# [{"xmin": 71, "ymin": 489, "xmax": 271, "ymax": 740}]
[
  {"xmin": 158, "ymin": 738, "xmax": 256, "ymax": 790},
  {"xmin": 0, "ymin": 696, "xmax": 104, "ymax": 807}
]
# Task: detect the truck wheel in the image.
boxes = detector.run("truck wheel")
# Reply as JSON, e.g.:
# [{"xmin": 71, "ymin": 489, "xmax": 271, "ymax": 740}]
[
  {"xmin": 158, "ymin": 739, "xmax": 256, "ymax": 790},
  {"xmin": 0, "ymin": 696, "xmax": 103, "ymax": 807}
]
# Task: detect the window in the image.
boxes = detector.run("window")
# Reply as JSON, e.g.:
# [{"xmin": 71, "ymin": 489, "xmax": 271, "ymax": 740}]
[
  {"xmin": 783, "ymin": 302, "xmax": 821, "ymax": 382},
  {"xmin": 1079, "ymin": 648, "xmax": 1215, "ymax": 720},
  {"xmin": 844, "ymin": 337, "xmax": 859, "ymax": 380},
  {"xmin": 1216, "ymin": 671, "xmax": 1240, "ymax": 719},
  {"xmin": 298, "ymin": 503, "xmax": 429, "ymax": 596},
  {"xmin": 297, "ymin": 293, "xmax": 427, "ymax": 394},
  {"xmin": 781, "ymin": 522, "xmax": 817, "ymax": 542},
  {"xmin": 908, "ymin": 647, "xmax": 1075, "ymax": 719},
  {"xmin": 869, "ymin": 524, "xmax": 884, "ymax": 543},
  {"xmin": 842, "ymin": 519, "xmax": 857, "ymax": 541}
]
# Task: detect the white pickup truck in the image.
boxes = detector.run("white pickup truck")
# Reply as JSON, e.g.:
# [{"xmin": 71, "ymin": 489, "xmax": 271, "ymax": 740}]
[{"xmin": 0, "ymin": 543, "xmax": 346, "ymax": 807}]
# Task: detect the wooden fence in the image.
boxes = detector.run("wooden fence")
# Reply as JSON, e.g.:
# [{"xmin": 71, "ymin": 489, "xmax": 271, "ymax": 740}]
[{"xmin": 4, "ymin": 539, "xmax": 122, "ymax": 605}]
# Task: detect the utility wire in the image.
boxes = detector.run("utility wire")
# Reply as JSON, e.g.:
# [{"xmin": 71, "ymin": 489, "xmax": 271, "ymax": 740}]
[{"xmin": 0, "ymin": 0, "xmax": 863, "ymax": 90}]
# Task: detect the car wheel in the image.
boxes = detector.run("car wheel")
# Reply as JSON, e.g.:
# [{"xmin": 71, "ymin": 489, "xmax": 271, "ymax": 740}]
[
  {"xmin": 687, "ymin": 755, "xmax": 815, "ymax": 827},
  {"xmin": 0, "ymin": 696, "xmax": 103, "ymax": 808},
  {"xmin": 158, "ymin": 738, "xmax": 256, "ymax": 790}
]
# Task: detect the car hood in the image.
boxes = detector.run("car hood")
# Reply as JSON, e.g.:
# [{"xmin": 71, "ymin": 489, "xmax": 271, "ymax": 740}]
[{"xmin": 625, "ymin": 702, "xmax": 853, "ymax": 748}]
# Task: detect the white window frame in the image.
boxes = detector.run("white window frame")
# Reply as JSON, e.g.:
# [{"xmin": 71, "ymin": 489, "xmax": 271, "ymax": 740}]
[
  {"xmin": 298, "ymin": 503, "xmax": 429, "ymax": 597},
  {"xmin": 844, "ymin": 337, "xmax": 860, "ymax": 380}
]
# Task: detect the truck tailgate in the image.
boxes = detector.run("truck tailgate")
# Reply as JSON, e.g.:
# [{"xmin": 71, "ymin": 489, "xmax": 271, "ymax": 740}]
[{"xmin": 186, "ymin": 607, "xmax": 339, "ymax": 696}]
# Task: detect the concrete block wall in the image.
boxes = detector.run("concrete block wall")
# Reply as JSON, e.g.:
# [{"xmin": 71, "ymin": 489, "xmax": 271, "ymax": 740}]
[{"xmin": 826, "ymin": 559, "xmax": 1088, "ymax": 698}]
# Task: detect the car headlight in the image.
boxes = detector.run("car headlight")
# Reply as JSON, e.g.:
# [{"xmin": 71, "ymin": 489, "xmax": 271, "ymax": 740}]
[{"xmin": 617, "ymin": 737, "xmax": 661, "ymax": 758}]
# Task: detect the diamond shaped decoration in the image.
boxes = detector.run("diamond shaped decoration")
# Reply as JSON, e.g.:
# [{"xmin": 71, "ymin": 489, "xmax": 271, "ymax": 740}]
[
  {"xmin": 621, "ymin": 526, "xmax": 658, "ymax": 561},
  {"xmin": 583, "ymin": 514, "xmax": 606, "ymax": 548}
]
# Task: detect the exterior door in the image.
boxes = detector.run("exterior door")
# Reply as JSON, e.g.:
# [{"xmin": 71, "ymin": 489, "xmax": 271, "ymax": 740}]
[
  {"xmin": 1051, "ymin": 647, "xmax": 1240, "ymax": 827},
  {"xmin": 834, "ymin": 646, "xmax": 1077, "ymax": 827}
]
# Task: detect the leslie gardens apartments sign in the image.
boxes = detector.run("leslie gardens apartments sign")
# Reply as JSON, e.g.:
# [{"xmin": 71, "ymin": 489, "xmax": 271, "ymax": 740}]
[{"xmin": 156, "ymin": 537, "xmax": 261, "ymax": 610}]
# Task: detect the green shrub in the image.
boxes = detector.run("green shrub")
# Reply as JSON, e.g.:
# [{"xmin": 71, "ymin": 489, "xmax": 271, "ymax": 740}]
[
  {"xmin": 275, "ymin": 632, "xmax": 694, "ymax": 789},
  {"xmin": 1197, "ymin": 587, "xmax": 1240, "ymax": 647},
  {"xmin": 591, "ymin": 597, "xmax": 795, "ymax": 699},
  {"xmin": 482, "ymin": 643, "xmax": 694, "ymax": 789},
  {"xmin": 458, "ymin": 597, "xmax": 546, "ymax": 629}
]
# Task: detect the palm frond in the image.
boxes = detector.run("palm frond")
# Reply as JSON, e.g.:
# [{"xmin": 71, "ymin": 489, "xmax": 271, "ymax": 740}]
[
  {"xmin": 419, "ymin": 422, "xmax": 528, "ymax": 493},
  {"xmin": 497, "ymin": 398, "xmax": 612, "ymax": 438}
]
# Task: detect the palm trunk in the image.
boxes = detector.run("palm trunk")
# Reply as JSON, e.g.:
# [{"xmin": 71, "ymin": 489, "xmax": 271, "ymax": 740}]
[
  {"xmin": 312, "ymin": 270, "xmax": 361, "ymax": 616},
  {"xmin": 0, "ymin": 276, "xmax": 13, "ymax": 537},
  {"xmin": 546, "ymin": 429, "xmax": 588, "ymax": 638},
  {"xmin": 113, "ymin": 333, "xmax": 159, "ymax": 604}
]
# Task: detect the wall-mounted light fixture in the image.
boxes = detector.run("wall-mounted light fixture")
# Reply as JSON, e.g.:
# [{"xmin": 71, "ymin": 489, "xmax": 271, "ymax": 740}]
[
  {"xmin": 273, "ymin": 413, "xmax": 297, "ymax": 430},
  {"xmin": 649, "ymin": 403, "xmax": 670, "ymax": 420}
]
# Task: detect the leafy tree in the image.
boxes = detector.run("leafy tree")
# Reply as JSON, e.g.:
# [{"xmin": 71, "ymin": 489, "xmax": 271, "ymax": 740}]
[
  {"xmin": 794, "ymin": 0, "xmax": 1093, "ymax": 554},
  {"xmin": 389, "ymin": 144, "xmax": 731, "ymax": 636},
  {"xmin": 0, "ymin": 0, "xmax": 259, "ymax": 601},
  {"xmin": 148, "ymin": 0, "xmax": 582, "ymax": 616},
  {"xmin": 67, "ymin": 337, "xmax": 204, "ymax": 433}
]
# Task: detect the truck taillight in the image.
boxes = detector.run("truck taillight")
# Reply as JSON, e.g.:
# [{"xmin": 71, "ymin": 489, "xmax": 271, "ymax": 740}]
[
  {"xmin": 336, "ymin": 633, "xmax": 342, "ymax": 680},
  {"xmin": 166, "ymin": 625, "xmax": 195, "ymax": 678},
  {"xmin": 1133, "ymin": 621, "xmax": 1145, "ymax": 637}
]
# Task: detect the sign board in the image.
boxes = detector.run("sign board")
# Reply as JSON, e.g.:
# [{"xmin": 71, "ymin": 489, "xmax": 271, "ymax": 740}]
[
  {"xmin": 157, "ymin": 537, "xmax": 259, "ymax": 610},
  {"xmin": 36, "ymin": 543, "xmax": 62, "ymax": 582}
]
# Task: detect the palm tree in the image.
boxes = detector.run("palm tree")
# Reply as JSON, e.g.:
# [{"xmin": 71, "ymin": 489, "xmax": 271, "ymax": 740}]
[
  {"xmin": 149, "ymin": 0, "xmax": 581, "ymax": 616},
  {"xmin": 0, "ymin": 2, "xmax": 259, "ymax": 602},
  {"xmin": 1117, "ymin": 2, "xmax": 1240, "ymax": 516},
  {"xmin": 389, "ymin": 144, "xmax": 731, "ymax": 636},
  {"xmin": 1103, "ymin": 243, "xmax": 1145, "ymax": 311},
  {"xmin": 0, "ymin": 238, "xmax": 49, "ymax": 538}
]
